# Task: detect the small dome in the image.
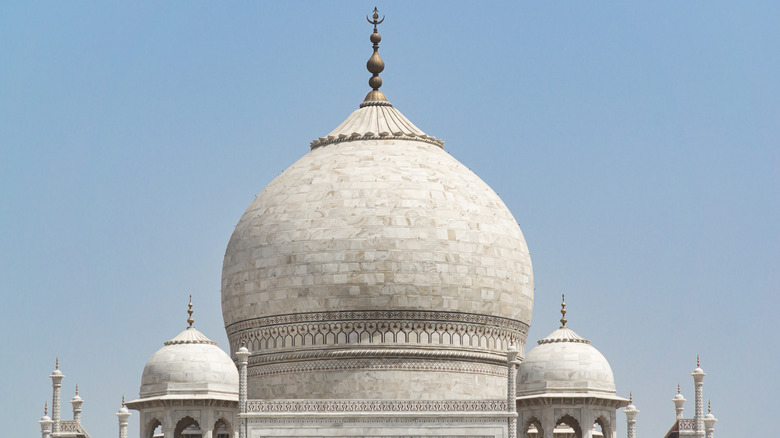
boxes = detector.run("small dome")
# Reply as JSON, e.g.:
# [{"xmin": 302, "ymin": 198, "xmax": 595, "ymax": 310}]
[
  {"xmin": 140, "ymin": 327, "xmax": 238, "ymax": 399},
  {"xmin": 517, "ymin": 326, "xmax": 616, "ymax": 395}
]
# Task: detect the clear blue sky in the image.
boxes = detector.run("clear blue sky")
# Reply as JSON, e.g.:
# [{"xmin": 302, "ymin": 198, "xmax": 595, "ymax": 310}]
[{"xmin": 1, "ymin": 2, "xmax": 777, "ymax": 437}]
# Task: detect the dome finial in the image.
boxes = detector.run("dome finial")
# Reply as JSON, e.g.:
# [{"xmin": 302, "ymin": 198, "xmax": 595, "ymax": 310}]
[
  {"xmin": 44, "ymin": 401, "xmax": 48, "ymax": 416},
  {"xmin": 677, "ymin": 383, "xmax": 681, "ymax": 394},
  {"xmin": 560, "ymin": 294, "xmax": 567, "ymax": 327},
  {"xmin": 629, "ymin": 392, "xmax": 633, "ymax": 404},
  {"xmin": 55, "ymin": 357, "xmax": 59, "ymax": 370},
  {"xmin": 187, "ymin": 295, "xmax": 194, "ymax": 327},
  {"xmin": 75, "ymin": 384, "xmax": 79, "ymax": 396},
  {"xmin": 707, "ymin": 399, "xmax": 711, "ymax": 414},
  {"xmin": 122, "ymin": 394, "xmax": 125, "ymax": 407},
  {"xmin": 364, "ymin": 7, "xmax": 387, "ymax": 103},
  {"xmin": 697, "ymin": 354, "xmax": 700, "ymax": 368}
]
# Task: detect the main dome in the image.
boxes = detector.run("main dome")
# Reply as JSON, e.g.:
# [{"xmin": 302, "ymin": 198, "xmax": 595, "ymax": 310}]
[
  {"xmin": 222, "ymin": 136, "xmax": 533, "ymax": 327},
  {"xmin": 220, "ymin": 18, "xmax": 533, "ymax": 401}
]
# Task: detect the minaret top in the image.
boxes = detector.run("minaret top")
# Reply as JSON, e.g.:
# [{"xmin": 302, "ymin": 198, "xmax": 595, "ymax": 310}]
[
  {"xmin": 559, "ymin": 294, "xmax": 567, "ymax": 327},
  {"xmin": 187, "ymin": 295, "xmax": 194, "ymax": 328},
  {"xmin": 364, "ymin": 7, "xmax": 387, "ymax": 103},
  {"xmin": 51, "ymin": 358, "xmax": 63, "ymax": 377}
]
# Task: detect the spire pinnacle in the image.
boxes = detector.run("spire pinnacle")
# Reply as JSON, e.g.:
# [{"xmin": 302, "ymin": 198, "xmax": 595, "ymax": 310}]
[
  {"xmin": 187, "ymin": 295, "xmax": 194, "ymax": 327},
  {"xmin": 559, "ymin": 294, "xmax": 567, "ymax": 327},
  {"xmin": 122, "ymin": 394, "xmax": 125, "ymax": 407},
  {"xmin": 45, "ymin": 401, "xmax": 48, "ymax": 416},
  {"xmin": 697, "ymin": 354, "xmax": 700, "ymax": 368},
  {"xmin": 629, "ymin": 392, "xmax": 633, "ymax": 404},
  {"xmin": 677, "ymin": 383, "xmax": 681, "ymax": 394},
  {"xmin": 75, "ymin": 384, "xmax": 79, "ymax": 396},
  {"xmin": 707, "ymin": 400, "xmax": 711, "ymax": 414},
  {"xmin": 364, "ymin": 7, "xmax": 387, "ymax": 103},
  {"xmin": 55, "ymin": 357, "xmax": 59, "ymax": 370}
]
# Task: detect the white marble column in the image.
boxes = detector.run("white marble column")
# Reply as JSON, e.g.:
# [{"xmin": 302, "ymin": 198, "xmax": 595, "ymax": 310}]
[
  {"xmin": 624, "ymin": 394, "xmax": 638, "ymax": 438},
  {"xmin": 71, "ymin": 385, "xmax": 83, "ymax": 425},
  {"xmin": 236, "ymin": 344, "xmax": 250, "ymax": 438},
  {"xmin": 50, "ymin": 359, "xmax": 64, "ymax": 433},
  {"xmin": 507, "ymin": 346, "xmax": 519, "ymax": 438},
  {"xmin": 673, "ymin": 384, "xmax": 686, "ymax": 420},
  {"xmin": 703, "ymin": 401, "xmax": 717, "ymax": 438},
  {"xmin": 691, "ymin": 357, "xmax": 706, "ymax": 437},
  {"xmin": 116, "ymin": 397, "xmax": 131, "ymax": 438},
  {"xmin": 39, "ymin": 403, "xmax": 53, "ymax": 438}
]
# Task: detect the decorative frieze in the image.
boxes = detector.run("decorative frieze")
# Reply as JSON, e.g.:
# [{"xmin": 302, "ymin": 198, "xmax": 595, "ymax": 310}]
[
  {"xmin": 246, "ymin": 399, "xmax": 508, "ymax": 413},
  {"xmin": 248, "ymin": 357, "xmax": 508, "ymax": 378},
  {"xmin": 228, "ymin": 310, "xmax": 528, "ymax": 356}
]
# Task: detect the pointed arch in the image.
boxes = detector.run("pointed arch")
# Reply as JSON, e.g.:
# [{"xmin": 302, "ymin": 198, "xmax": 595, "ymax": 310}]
[
  {"xmin": 145, "ymin": 418, "xmax": 163, "ymax": 438},
  {"xmin": 212, "ymin": 417, "xmax": 232, "ymax": 438},
  {"xmin": 174, "ymin": 416, "xmax": 200, "ymax": 438},
  {"xmin": 594, "ymin": 414, "xmax": 612, "ymax": 438},
  {"xmin": 556, "ymin": 413, "xmax": 583, "ymax": 438},
  {"xmin": 522, "ymin": 415, "xmax": 544, "ymax": 438}
]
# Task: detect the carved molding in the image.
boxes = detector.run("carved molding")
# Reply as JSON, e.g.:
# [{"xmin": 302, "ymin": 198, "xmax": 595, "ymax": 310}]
[
  {"xmin": 246, "ymin": 399, "xmax": 509, "ymax": 413},
  {"xmin": 228, "ymin": 310, "xmax": 528, "ymax": 358},
  {"xmin": 248, "ymin": 357, "xmax": 508, "ymax": 378}
]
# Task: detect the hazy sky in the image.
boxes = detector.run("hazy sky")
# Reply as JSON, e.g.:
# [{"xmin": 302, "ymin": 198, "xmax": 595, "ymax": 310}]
[{"xmin": 2, "ymin": 2, "xmax": 778, "ymax": 438}]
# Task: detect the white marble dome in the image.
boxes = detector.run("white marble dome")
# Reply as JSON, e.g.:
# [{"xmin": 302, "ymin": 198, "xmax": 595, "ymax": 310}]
[
  {"xmin": 517, "ymin": 326, "xmax": 616, "ymax": 395},
  {"xmin": 221, "ymin": 100, "xmax": 534, "ymax": 400},
  {"xmin": 140, "ymin": 326, "xmax": 238, "ymax": 399}
]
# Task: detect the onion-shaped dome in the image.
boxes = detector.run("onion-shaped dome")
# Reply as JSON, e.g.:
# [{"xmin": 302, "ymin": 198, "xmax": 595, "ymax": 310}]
[
  {"xmin": 139, "ymin": 326, "xmax": 238, "ymax": 400},
  {"xmin": 517, "ymin": 325, "xmax": 616, "ymax": 396},
  {"xmin": 221, "ymin": 11, "xmax": 533, "ymax": 401}
]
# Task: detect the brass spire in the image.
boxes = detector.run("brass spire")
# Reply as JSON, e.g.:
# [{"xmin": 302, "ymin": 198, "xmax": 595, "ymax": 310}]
[
  {"xmin": 697, "ymin": 355, "xmax": 700, "ymax": 368},
  {"xmin": 75, "ymin": 384, "xmax": 79, "ymax": 396},
  {"xmin": 677, "ymin": 383, "xmax": 681, "ymax": 394},
  {"xmin": 560, "ymin": 294, "xmax": 567, "ymax": 327},
  {"xmin": 629, "ymin": 392, "xmax": 633, "ymax": 404},
  {"xmin": 55, "ymin": 357, "xmax": 59, "ymax": 370},
  {"xmin": 187, "ymin": 295, "xmax": 194, "ymax": 327},
  {"xmin": 364, "ymin": 7, "xmax": 387, "ymax": 102},
  {"xmin": 707, "ymin": 400, "xmax": 711, "ymax": 414},
  {"xmin": 45, "ymin": 401, "xmax": 48, "ymax": 416},
  {"xmin": 122, "ymin": 394, "xmax": 126, "ymax": 407}
]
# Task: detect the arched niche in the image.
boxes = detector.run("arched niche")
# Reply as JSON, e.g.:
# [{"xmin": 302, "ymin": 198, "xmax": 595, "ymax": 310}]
[
  {"xmin": 523, "ymin": 415, "xmax": 544, "ymax": 438},
  {"xmin": 145, "ymin": 418, "xmax": 163, "ymax": 438},
  {"xmin": 174, "ymin": 416, "xmax": 201, "ymax": 438},
  {"xmin": 212, "ymin": 417, "xmax": 232, "ymax": 438},
  {"xmin": 555, "ymin": 413, "xmax": 583, "ymax": 438}
]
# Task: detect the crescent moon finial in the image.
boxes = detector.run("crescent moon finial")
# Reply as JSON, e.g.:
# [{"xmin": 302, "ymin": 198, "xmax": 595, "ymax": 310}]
[{"xmin": 363, "ymin": 8, "xmax": 387, "ymax": 103}]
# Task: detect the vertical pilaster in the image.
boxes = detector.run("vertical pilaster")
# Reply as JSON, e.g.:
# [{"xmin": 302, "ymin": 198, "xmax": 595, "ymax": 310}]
[
  {"xmin": 50, "ymin": 360, "xmax": 64, "ymax": 433},
  {"xmin": 691, "ymin": 357, "xmax": 706, "ymax": 438},
  {"xmin": 116, "ymin": 397, "xmax": 131, "ymax": 438},
  {"xmin": 703, "ymin": 401, "xmax": 717, "ymax": 438},
  {"xmin": 71, "ymin": 385, "xmax": 83, "ymax": 425},
  {"xmin": 39, "ymin": 403, "xmax": 53, "ymax": 438},
  {"xmin": 236, "ymin": 345, "xmax": 250, "ymax": 438},
  {"xmin": 507, "ymin": 346, "xmax": 519, "ymax": 438},
  {"xmin": 673, "ymin": 384, "xmax": 686, "ymax": 420},
  {"xmin": 624, "ymin": 395, "xmax": 638, "ymax": 438}
]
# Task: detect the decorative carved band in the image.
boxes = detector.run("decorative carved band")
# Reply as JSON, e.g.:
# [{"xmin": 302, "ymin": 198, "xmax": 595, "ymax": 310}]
[
  {"xmin": 679, "ymin": 419, "xmax": 696, "ymax": 430},
  {"xmin": 227, "ymin": 310, "xmax": 528, "ymax": 357},
  {"xmin": 245, "ymin": 399, "xmax": 508, "ymax": 413},
  {"xmin": 59, "ymin": 420, "xmax": 80, "ymax": 433},
  {"xmin": 247, "ymin": 357, "xmax": 509, "ymax": 378},
  {"xmin": 249, "ymin": 347, "xmax": 509, "ymax": 365}
]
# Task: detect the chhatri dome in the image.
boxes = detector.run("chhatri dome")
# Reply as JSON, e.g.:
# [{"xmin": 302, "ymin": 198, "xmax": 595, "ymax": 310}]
[
  {"xmin": 517, "ymin": 296, "xmax": 617, "ymax": 396},
  {"xmin": 221, "ymin": 9, "xmax": 533, "ymax": 400},
  {"xmin": 138, "ymin": 299, "xmax": 238, "ymax": 400}
]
